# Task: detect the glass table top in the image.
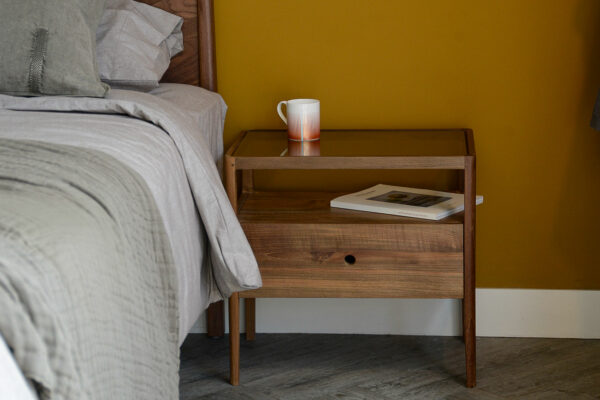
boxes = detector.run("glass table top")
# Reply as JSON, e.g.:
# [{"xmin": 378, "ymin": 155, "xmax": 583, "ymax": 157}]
[{"xmin": 234, "ymin": 130, "xmax": 468, "ymax": 158}]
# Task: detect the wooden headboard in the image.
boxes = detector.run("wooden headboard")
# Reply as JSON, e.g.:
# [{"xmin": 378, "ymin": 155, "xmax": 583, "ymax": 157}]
[{"xmin": 139, "ymin": 0, "xmax": 217, "ymax": 91}]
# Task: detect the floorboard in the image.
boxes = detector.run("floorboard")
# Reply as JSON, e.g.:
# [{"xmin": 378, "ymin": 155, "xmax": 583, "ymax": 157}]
[{"xmin": 179, "ymin": 334, "xmax": 600, "ymax": 399}]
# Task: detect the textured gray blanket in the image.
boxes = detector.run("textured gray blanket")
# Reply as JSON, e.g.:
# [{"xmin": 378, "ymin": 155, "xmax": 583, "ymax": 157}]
[
  {"xmin": 0, "ymin": 90, "xmax": 262, "ymax": 300},
  {"xmin": 0, "ymin": 140, "xmax": 179, "ymax": 399}
]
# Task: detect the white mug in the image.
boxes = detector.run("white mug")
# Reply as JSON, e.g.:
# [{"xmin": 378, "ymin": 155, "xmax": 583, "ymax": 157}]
[{"xmin": 277, "ymin": 99, "xmax": 320, "ymax": 141}]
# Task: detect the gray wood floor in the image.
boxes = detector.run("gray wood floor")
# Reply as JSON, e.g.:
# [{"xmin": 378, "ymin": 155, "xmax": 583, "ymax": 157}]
[{"xmin": 179, "ymin": 334, "xmax": 600, "ymax": 399}]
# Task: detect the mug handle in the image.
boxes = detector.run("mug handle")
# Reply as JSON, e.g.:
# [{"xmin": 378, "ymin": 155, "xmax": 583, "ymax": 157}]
[{"xmin": 277, "ymin": 101, "xmax": 288, "ymax": 125}]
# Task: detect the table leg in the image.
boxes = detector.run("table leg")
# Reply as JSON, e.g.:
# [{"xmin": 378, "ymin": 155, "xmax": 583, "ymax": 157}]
[
  {"xmin": 245, "ymin": 298, "xmax": 256, "ymax": 341},
  {"xmin": 229, "ymin": 292, "xmax": 240, "ymax": 385},
  {"xmin": 464, "ymin": 156, "xmax": 476, "ymax": 388}
]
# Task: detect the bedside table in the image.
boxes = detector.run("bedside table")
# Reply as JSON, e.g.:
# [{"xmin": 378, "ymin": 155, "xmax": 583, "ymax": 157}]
[{"xmin": 225, "ymin": 129, "xmax": 476, "ymax": 387}]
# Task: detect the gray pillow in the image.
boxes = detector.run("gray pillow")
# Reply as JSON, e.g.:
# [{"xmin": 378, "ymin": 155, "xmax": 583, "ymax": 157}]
[
  {"xmin": 96, "ymin": 0, "xmax": 184, "ymax": 91},
  {"xmin": 0, "ymin": 0, "xmax": 109, "ymax": 97}
]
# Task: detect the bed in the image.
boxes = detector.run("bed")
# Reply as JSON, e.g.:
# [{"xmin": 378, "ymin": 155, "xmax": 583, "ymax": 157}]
[{"xmin": 0, "ymin": 1, "xmax": 259, "ymax": 399}]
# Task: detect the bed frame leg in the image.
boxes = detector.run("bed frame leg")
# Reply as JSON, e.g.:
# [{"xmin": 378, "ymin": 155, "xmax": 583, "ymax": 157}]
[
  {"xmin": 207, "ymin": 301, "xmax": 224, "ymax": 338},
  {"xmin": 245, "ymin": 298, "xmax": 256, "ymax": 340}
]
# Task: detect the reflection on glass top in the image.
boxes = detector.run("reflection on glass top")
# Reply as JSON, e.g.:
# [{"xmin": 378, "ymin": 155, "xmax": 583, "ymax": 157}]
[{"xmin": 234, "ymin": 130, "xmax": 468, "ymax": 157}]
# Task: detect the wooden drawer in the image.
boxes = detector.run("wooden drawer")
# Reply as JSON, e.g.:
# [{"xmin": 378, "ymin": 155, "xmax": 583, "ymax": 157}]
[{"xmin": 240, "ymin": 222, "xmax": 464, "ymax": 299}]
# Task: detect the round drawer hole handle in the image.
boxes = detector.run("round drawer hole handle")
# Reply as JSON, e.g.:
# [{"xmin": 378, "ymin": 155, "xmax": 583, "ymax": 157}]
[{"xmin": 344, "ymin": 255, "xmax": 356, "ymax": 265}]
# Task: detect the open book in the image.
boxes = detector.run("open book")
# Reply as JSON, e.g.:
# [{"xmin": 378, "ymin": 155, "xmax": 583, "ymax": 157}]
[{"xmin": 331, "ymin": 184, "xmax": 483, "ymax": 220}]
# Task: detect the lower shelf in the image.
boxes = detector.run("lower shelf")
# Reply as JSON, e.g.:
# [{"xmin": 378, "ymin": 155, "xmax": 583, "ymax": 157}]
[{"xmin": 238, "ymin": 191, "xmax": 465, "ymax": 225}]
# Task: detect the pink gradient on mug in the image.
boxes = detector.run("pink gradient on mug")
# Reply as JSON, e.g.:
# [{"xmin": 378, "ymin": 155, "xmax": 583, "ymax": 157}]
[
  {"xmin": 277, "ymin": 99, "xmax": 320, "ymax": 141},
  {"xmin": 287, "ymin": 111, "xmax": 320, "ymax": 141}
]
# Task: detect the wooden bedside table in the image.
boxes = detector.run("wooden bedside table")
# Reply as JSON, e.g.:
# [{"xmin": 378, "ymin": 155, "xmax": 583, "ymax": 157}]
[{"xmin": 225, "ymin": 129, "xmax": 476, "ymax": 387}]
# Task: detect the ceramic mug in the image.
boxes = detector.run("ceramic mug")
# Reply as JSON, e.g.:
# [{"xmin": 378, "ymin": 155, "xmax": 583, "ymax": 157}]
[{"xmin": 277, "ymin": 99, "xmax": 320, "ymax": 141}]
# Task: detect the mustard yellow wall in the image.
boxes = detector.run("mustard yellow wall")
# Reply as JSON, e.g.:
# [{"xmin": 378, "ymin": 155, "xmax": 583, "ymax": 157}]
[{"xmin": 214, "ymin": 0, "xmax": 600, "ymax": 289}]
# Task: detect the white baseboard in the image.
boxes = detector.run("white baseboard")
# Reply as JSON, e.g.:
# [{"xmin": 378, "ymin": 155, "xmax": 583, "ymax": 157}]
[{"xmin": 190, "ymin": 289, "xmax": 600, "ymax": 339}]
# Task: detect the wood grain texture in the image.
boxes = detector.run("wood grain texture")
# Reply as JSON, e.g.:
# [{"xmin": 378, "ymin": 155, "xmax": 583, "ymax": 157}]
[
  {"xmin": 465, "ymin": 129, "xmax": 475, "ymax": 156},
  {"xmin": 240, "ymin": 223, "xmax": 463, "ymax": 299},
  {"xmin": 235, "ymin": 156, "xmax": 466, "ymax": 170},
  {"xmin": 197, "ymin": 0, "xmax": 217, "ymax": 90},
  {"xmin": 239, "ymin": 191, "xmax": 464, "ymax": 225},
  {"xmin": 225, "ymin": 129, "xmax": 477, "ymax": 387},
  {"xmin": 180, "ymin": 334, "xmax": 600, "ymax": 398},
  {"xmin": 242, "ymin": 170, "xmax": 254, "ymax": 193},
  {"xmin": 238, "ymin": 191, "xmax": 464, "ymax": 298},
  {"xmin": 464, "ymin": 155, "xmax": 476, "ymax": 387}
]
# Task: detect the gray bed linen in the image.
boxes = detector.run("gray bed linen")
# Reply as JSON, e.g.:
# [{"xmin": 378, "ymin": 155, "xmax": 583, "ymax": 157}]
[
  {"xmin": 0, "ymin": 90, "xmax": 262, "ymax": 300},
  {"xmin": 97, "ymin": 0, "xmax": 184, "ymax": 91},
  {"xmin": 0, "ymin": 107, "xmax": 207, "ymax": 344},
  {"xmin": 0, "ymin": 85, "xmax": 232, "ymax": 342},
  {"xmin": 150, "ymin": 83, "xmax": 226, "ymax": 173},
  {"xmin": 0, "ymin": 140, "xmax": 179, "ymax": 399}
]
